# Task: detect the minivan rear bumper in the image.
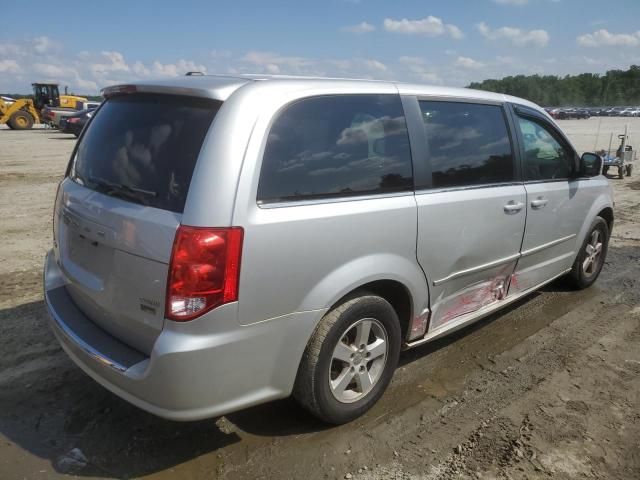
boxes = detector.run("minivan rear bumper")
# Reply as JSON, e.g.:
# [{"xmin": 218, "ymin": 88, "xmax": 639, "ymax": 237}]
[{"xmin": 44, "ymin": 250, "xmax": 322, "ymax": 421}]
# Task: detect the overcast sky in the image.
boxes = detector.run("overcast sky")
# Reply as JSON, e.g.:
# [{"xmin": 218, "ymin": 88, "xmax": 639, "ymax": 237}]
[{"xmin": 1, "ymin": 0, "xmax": 639, "ymax": 94}]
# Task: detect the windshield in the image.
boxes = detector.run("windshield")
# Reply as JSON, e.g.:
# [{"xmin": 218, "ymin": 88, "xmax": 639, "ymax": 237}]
[{"xmin": 70, "ymin": 93, "xmax": 221, "ymax": 213}]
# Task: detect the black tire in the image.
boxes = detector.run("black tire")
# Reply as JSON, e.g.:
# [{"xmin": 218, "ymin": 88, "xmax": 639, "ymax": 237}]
[
  {"xmin": 602, "ymin": 166, "xmax": 609, "ymax": 176},
  {"xmin": 293, "ymin": 294, "xmax": 401, "ymax": 424},
  {"xmin": 8, "ymin": 111, "xmax": 34, "ymax": 130},
  {"xmin": 626, "ymin": 164, "xmax": 633, "ymax": 177},
  {"xmin": 618, "ymin": 166, "xmax": 624, "ymax": 179},
  {"xmin": 567, "ymin": 216, "xmax": 609, "ymax": 289}
]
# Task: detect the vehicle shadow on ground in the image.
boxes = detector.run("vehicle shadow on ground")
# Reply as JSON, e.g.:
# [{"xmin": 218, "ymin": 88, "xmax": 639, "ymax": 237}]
[
  {"xmin": 231, "ymin": 261, "xmax": 618, "ymax": 439},
  {"xmin": 0, "ymin": 271, "xmax": 603, "ymax": 478},
  {"xmin": 0, "ymin": 300, "xmax": 240, "ymax": 478},
  {"xmin": 227, "ymin": 291, "xmax": 546, "ymax": 438}
]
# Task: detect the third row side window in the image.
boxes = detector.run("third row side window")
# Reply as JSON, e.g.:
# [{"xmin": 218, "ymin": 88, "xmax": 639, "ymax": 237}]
[
  {"xmin": 257, "ymin": 94, "xmax": 413, "ymax": 203},
  {"xmin": 418, "ymin": 101, "xmax": 514, "ymax": 189}
]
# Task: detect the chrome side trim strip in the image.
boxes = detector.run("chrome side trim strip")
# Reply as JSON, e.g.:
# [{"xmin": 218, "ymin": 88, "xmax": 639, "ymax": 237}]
[
  {"xmin": 45, "ymin": 293, "xmax": 128, "ymax": 372},
  {"xmin": 414, "ymin": 182, "xmax": 523, "ymax": 196},
  {"xmin": 257, "ymin": 190, "xmax": 414, "ymax": 209},
  {"xmin": 432, "ymin": 253, "xmax": 521, "ymax": 286},
  {"xmin": 520, "ymin": 234, "xmax": 576, "ymax": 258},
  {"xmin": 404, "ymin": 268, "xmax": 572, "ymax": 349}
]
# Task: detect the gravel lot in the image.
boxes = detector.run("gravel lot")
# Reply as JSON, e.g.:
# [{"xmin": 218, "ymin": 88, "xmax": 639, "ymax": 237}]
[{"xmin": 0, "ymin": 118, "xmax": 639, "ymax": 480}]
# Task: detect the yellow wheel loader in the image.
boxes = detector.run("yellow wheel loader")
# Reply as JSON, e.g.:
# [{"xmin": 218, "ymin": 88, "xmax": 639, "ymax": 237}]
[
  {"xmin": 0, "ymin": 83, "xmax": 88, "ymax": 130},
  {"xmin": 0, "ymin": 97, "xmax": 40, "ymax": 130}
]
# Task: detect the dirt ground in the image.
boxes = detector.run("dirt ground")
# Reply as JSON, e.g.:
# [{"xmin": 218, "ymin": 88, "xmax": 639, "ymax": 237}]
[{"xmin": 0, "ymin": 118, "xmax": 638, "ymax": 480}]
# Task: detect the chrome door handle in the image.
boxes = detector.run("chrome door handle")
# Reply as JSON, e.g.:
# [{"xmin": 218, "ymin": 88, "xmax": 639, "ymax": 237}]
[
  {"xmin": 531, "ymin": 197, "xmax": 548, "ymax": 209},
  {"xmin": 503, "ymin": 201, "xmax": 525, "ymax": 213}
]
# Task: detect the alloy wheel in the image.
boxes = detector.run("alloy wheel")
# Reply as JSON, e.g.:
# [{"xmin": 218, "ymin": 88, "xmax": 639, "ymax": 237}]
[
  {"xmin": 328, "ymin": 318, "xmax": 388, "ymax": 403},
  {"xmin": 582, "ymin": 229, "xmax": 603, "ymax": 276}
]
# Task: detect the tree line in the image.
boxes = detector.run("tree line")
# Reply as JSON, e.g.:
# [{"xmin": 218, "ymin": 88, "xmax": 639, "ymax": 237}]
[
  {"xmin": 3, "ymin": 65, "xmax": 640, "ymax": 108},
  {"xmin": 467, "ymin": 65, "xmax": 640, "ymax": 107}
]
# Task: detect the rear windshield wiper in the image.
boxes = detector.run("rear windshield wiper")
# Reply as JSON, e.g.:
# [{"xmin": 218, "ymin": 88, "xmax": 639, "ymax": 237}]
[{"xmin": 86, "ymin": 176, "xmax": 158, "ymax": 200}]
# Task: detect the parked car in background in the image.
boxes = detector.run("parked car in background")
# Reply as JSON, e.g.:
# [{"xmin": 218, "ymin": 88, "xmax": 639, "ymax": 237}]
[
  {"xmin": 573, "ymin": 109, "xmax": 591, "ymax": 119},
  {"xmin": 545, "ymin": 107, "xmax": 561, "ymax": 119},
  {"xmin": 43, "ymin": 101, "xmax": 100, "ymax": 128},
  {"xmin": 42, "ymin": 105, "xmax": 73, "ymax": 128},
  {"xmin": 81, "ymin": 101, "xmax": 101, "ymax": 110},
  {"xmin": 45, "ymin": 75, "xmax": 613, "ymax": 424},
  {"xmin": 548, "ymin": 108, "xmax": 586, "ymax": 120},
  {"xmin": 590, "ymin": 106, "xmax": 640, "ymax": 117},
  {"xmin": 620, "ymin": 107, "xmax": 640, "ymax": 117},
  {"xmin": 59, "ymin": 108, "xmax": 95, "ymax": 136}
]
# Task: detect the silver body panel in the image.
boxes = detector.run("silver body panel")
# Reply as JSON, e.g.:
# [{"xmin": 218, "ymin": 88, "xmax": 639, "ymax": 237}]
[
  {"xmin": 53, "ymin": 179, "xmax": 179, "ymax": 354},
  {"xmin": 44, "ymin": 75, "xmax": 613, "ymax": 420},
  {"xmin": 511, "ymin": 179, "xmax": 609, "ymax": 293},
  {"xmin": 415, "ymin": 185, "xmax": 527, "ymax": 330}
]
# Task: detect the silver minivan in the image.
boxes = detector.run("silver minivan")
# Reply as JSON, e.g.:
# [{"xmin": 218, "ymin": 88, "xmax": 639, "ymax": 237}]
[{"xmin": 44, "ymin": 75, "xmax": 613, "ymax": 424}]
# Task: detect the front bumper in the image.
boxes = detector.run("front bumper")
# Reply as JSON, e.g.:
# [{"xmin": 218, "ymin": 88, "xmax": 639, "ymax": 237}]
[{"xmin": 44, "ymin": 250, "xmax": 322, "ymax": 420}]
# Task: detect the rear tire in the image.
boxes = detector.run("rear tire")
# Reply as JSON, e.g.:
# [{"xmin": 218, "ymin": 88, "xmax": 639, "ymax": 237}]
[
  {"xmin": 618, "ymin": 166, "xmax": 624, "ymax": 179},
  {"xmin": 8, "ymin": 111, "xmax": 34, "ymax": 130},
  {"xmin": 567, "ymin": 216, "xmax": 609, "ymax": 289},
  {"xmin": 293, "ymin": 294, "xmax": 401, "ymax": 424}
]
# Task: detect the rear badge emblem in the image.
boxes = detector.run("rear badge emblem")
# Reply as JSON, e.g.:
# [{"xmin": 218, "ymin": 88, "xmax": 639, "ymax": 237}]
[{"xmin": 139, "ymin": 297, "xmax": 160, "ymax": 315}]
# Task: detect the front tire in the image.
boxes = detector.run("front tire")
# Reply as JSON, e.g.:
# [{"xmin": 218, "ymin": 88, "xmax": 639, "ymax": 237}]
[
  {"xmin": 8, "ymin": 111, "xmax": 34, "ymax": 130},
  {"xmin": 567, "ymin": 216, "xmax": 609, "ymax": 289},
  {"xmin": 293, "ymin": 294, "xmax": 401, "ymax": 424}
]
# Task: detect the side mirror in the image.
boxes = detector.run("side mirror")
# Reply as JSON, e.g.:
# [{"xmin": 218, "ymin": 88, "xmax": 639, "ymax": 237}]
[{"xmin": 580, "ymin": 152, "xmax": 602, "ymax": 177}]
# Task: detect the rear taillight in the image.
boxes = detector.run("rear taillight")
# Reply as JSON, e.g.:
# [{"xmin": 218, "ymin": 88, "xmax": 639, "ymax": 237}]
[
  {"xmin": 69, "ymin": 118, "xmax": 80, "ymax": 124},
  {"xmin": 166, "ymin": 226, "xmax": 243, "ymax": 321}
]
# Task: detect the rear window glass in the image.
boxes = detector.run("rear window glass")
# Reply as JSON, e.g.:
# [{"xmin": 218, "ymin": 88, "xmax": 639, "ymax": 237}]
[
  {"xmin": 70, "ymin": 94, "xmax": 220, "ymax": 213},
  {"xmin": 257, "ymin": 94, "xmax": 413, "ymax": 203}
]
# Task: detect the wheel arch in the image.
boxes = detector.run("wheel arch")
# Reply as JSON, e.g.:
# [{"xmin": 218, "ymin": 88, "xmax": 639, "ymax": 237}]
[
  {"xmin": 297, "ymin": 253, "xmax": 429, "ymax": 344},
  {"xmin": 597, "ymin": 206, "xmax": 614, "ymax": 233},
  {"xmin": 574, "ymin": 196, "xmax": 614, "ymax": 255},
  {"xmin": 326, "ymin": 279, "xmax": 415, "ymax": 342}
]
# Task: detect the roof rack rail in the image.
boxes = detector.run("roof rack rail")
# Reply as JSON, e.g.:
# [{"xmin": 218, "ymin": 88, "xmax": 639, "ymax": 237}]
[{"xmin": 185, "ymin": 71, "xmax": 205, "ymax": 76}]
